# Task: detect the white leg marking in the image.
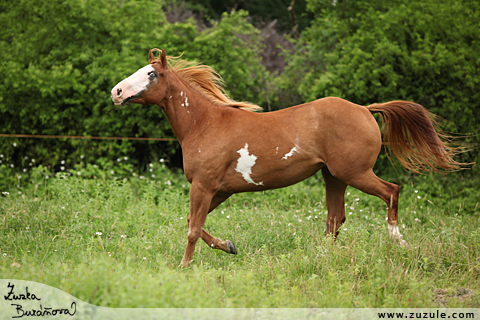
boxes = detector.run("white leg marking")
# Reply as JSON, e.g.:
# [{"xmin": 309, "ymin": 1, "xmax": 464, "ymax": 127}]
[
  {"xmin": 388, "ymin": 224, "xmax": 407, "ymax": 246},
  {"xmin": 282, "ymin": 147, "xmax": 298, "ymax": 160},
  {"xmin": 235, "ymin": 143, "xmax": 264, "ymax": 186}
]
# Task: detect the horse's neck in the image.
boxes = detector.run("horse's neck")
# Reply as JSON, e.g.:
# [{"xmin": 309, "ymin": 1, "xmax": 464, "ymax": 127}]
[{"xmin": 159, "ymin": 74, "xmax": 211, "ymax": 145}]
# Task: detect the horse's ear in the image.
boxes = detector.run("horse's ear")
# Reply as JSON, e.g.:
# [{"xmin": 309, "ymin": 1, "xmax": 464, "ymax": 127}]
[
  {"xmin": 148, "ymin": 49, "xmax": 156, "ymax": 64},
  {"xmin": 148, "ymin": 48, "xmax": 168, "ymax": 69},
  {"xmin": 160, "ymin": 49, "xmax": 167, "ymax": 69}
]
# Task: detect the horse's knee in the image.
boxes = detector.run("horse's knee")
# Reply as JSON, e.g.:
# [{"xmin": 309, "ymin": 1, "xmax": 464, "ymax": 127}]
[{"xmin": 187, "ymin": 228, "xmax": 201, "ymax": 243}]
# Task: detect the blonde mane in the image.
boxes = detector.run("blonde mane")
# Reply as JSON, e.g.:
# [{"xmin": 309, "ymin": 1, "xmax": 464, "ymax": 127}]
[{"xmin": 152, "ymin": 53, "xmax": 262, "ymax": 112}]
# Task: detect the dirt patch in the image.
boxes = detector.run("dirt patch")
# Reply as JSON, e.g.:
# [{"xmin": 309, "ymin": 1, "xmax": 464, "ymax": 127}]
[{"xmin": 433, "ymin": 287, "xmax": 477, "ymax": 307}]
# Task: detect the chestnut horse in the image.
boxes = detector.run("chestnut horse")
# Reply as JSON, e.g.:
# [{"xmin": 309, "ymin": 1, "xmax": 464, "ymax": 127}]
[{"xmin": 111, "ymin": 49, "xmax": 463, "ymax": 267}]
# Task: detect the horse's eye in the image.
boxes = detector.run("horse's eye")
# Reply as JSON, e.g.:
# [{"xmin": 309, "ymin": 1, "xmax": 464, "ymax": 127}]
[{"xmin": 148, "ymin": 71, "xmax": 156, "ymax": 78}]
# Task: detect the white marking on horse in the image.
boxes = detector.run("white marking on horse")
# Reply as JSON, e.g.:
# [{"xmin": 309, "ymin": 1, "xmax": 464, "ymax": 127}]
[
  {"xmin": 388, "ymin": 224, "xmax": 407, "ymax": 246},
  {"xmin": 235, "ymin": 143, "xmax": 263, "ymax": 186},
  {"xmin": 276, "ymin": 147, "xmax": 279, "ymax": 153},
  {"xmin": 113, "ymin": 65, "xmax": 155, "ymax": 97},
  {"xmin": 182, "ymin": 95, "xmax": 189, "ymax": 108},
  {"xmin": 180, "ymin": 91, "xmax": 183, "ymax": 96},
  {"xmin": 282, "ymin": 147, "xmax": 298, "ymax": 160}
]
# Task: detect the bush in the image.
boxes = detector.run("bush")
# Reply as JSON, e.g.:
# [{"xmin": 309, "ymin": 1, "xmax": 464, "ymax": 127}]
[
  {"xmin": 0, "ymin": 2, "xmax": 269, "ymax": 172},
  {"xmin": 277, "ymin": 0, "xmax": 480, "ymax": 175}
]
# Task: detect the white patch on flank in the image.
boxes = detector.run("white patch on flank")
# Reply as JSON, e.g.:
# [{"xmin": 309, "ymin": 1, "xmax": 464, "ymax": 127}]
[
  {"xmin": 235, "ymin": 143, "xmax": 263, "ymax": 186},
  {"xmin": 282, "ymin": 147, "xmax": 298, "ymax": 160},
  {"xmin": 388, "ymin": 224, "xmax": 407, "ymax": 246}
]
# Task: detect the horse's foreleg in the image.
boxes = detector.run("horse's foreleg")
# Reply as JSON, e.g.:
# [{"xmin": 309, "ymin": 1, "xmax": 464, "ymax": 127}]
[
  {"xmin": 180, "ymin": 183, "xmax": 214, "ymax": 267},
  {"xmin": 322, "ymin": 167, "xmax": 348, "ymax": 237},
  {"xmin": 200, "ymin": 194, "xmax": 237, "ymax": 254}
]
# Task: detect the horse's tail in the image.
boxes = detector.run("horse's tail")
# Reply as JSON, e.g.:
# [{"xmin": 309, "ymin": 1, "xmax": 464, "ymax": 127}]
[{"xmin": 367, "ymin": 101, "xmax": 466, "ymax": 173}]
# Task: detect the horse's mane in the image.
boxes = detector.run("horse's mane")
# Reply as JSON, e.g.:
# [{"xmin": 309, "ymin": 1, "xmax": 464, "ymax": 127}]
[{"xmin": 153, "ymin": 55, "xmax": 262, "ymax": 112}]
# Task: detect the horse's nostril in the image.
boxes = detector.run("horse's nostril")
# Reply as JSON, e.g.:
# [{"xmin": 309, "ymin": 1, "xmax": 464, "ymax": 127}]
[{"xmin": 117, "ymin": 88, "xmax": 122, "ymax": 96}]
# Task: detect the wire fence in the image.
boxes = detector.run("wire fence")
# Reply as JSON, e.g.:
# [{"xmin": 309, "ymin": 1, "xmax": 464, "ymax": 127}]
[{"xmin": 0, "ymin": 134, "xmax": 177, "ymax": 142}]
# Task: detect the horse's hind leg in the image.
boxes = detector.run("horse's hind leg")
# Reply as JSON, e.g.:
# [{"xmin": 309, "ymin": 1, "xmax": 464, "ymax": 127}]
[
  {"xmin": 199, "ymin": 193, "xmax": 237, "ymax": 254},
  {"xmin": 345, "ymin": 170, "xmax": 407, "ymax": 246},
  {"xmin": 322, "ymin": 167, "xmax": 348, "ymax": 237}
]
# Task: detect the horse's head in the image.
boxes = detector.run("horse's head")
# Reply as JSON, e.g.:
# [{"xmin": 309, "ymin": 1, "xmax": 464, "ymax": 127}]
[{"xmin": 111, "ymin": 49, "xmax": 168, "ymax": 106}]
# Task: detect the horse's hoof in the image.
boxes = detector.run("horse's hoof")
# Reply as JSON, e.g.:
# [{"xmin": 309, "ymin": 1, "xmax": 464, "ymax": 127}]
[
  {"xmin": 227, "ymin": 240, "xmax": 237, "ymax": 255},
  {"xmin": 179, "ymin": 259, "xmax": 192, "ymax": 268},
  {"xmin": 399, "ymin": 239, "xmax": 408, "ymax": 247}
]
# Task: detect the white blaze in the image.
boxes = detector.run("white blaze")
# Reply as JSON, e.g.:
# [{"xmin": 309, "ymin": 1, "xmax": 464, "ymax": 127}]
[
  {"xmin": 116, "ymin": 65, "xmax": 154, "ymax": 94},
  {"xmin": 235, "ymin": 143, "xmax": 263, "ymax": 186},
  {"xmin": 282, "ymin": 147, "xmax": 298, "ymax": 160}
]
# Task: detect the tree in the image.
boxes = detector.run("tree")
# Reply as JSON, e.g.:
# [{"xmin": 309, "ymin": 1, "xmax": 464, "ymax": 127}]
[
  {"xmin": 278, "ymin": 0, "xmax": 480, "ymax": 174},
  {"xmin": 0, "ymin": 1, "xmax": 268, "ymax": 170}
]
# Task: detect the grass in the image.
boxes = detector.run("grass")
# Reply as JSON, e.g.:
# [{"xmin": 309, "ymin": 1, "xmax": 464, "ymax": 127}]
[{"xmin": 1, "ymin": 164, "xmax": 479, "ymax": 308}]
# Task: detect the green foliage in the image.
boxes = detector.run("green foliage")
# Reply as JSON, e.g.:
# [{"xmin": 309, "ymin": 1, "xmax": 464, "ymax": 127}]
[
  {"xmin": 178, "ymin": 0, "xmax": 314, "ymax": 32},
  {"xmin": 0, "ymin": 2, "xmax": 268, "ymax": 171},
  {"xmin": 279, "ymin": 0, "xmax": 480, "ymax": 173}
]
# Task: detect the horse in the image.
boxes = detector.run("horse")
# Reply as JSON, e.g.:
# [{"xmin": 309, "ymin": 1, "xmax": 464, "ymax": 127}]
[{"xmin": 111, "ymin": 48, "xmax": 465, "ymax": 267}]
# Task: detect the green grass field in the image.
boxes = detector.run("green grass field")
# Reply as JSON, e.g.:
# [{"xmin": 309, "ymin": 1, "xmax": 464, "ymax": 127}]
[{"xmin": 1, "ymin": 164, "xmax": 479, "ymax": 308}]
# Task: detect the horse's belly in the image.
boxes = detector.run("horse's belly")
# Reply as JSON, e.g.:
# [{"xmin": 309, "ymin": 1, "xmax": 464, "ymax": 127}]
[{"xmin": 220, "ymin": 154, "xmax": 324, "ymax": 193}]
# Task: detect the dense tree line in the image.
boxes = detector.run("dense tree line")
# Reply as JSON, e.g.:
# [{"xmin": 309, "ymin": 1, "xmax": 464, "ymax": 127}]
[{"xmin": 0, "ymin": 0, "xmax": 478, "ymax": 175}]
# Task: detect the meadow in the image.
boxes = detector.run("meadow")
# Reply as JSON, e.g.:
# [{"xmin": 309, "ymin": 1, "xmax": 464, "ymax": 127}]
[{"xmin": 1, "ymin": 159, "xmax": 479, "ymax": 308}]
